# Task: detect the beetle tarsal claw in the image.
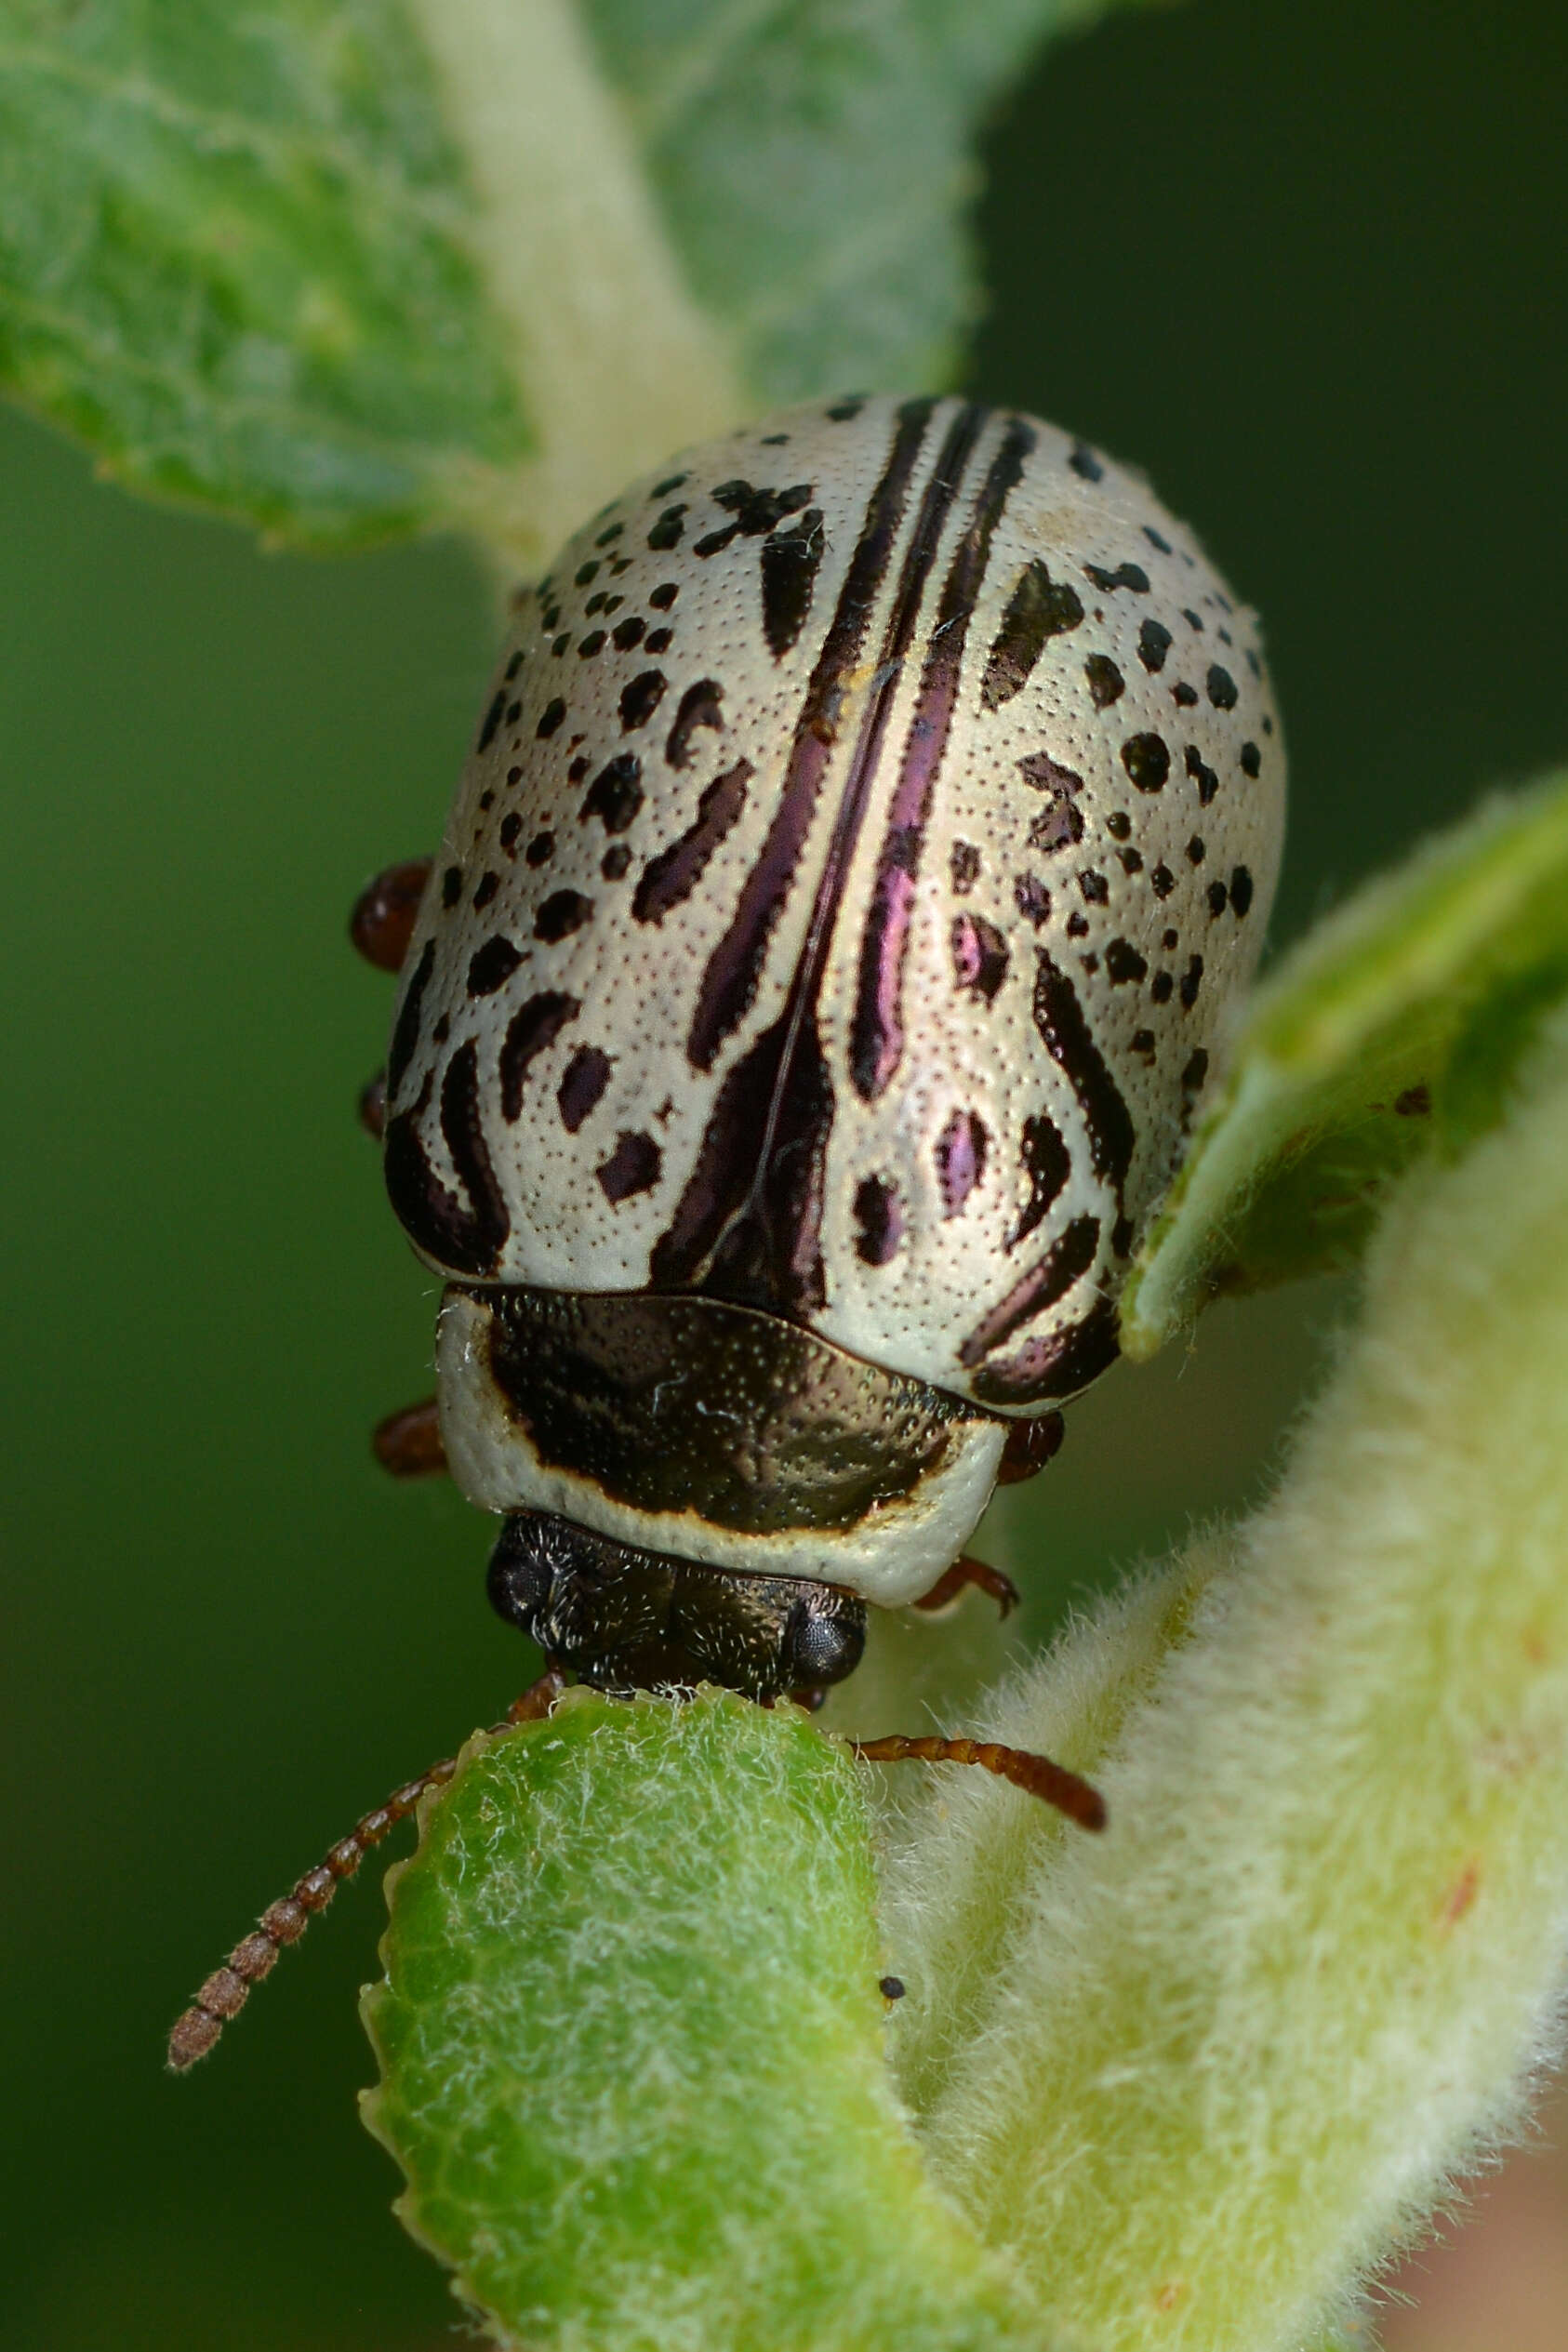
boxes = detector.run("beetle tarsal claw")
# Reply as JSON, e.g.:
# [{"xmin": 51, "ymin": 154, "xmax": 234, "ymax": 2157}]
[{"xmin": 848, "ymin": 1733, "xmax": 1107, "ymax": 1830}]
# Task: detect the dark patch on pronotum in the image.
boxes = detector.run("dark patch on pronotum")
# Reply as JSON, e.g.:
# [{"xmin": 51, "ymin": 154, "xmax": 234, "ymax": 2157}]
[
  {"xmin": 1084, "ymin": 561, "xmax": 1149, "ymax": 594},
  {"xmin": 1069, "ymin": 441, "xmax": 1103, "ymax": 482},
  {"xmin": 1084, "ymin": 655, "xmax": 1123, "ymax": 708},
  {"xmin": 1137, "ymin": 618, "xmax": 1173, "ymax": 673},
  {"xmin": 1032, "ymin": 951, "xmax": 1136, "ymax": 1194},
  {"xmin": 951, "ymin": 912, "xmax": 1008, "ymax": 1001},
  {"xmin": 950, "ymin": 840, "xmax": 980, "ymax": 895},
  {"xmin": 476, "ymin": 690, "xmax": 506, "ymax": 752},
  {"xmin": 1122, "ymin": 732, "xmax": 1170, "ymax": 792},
  {"xmin": 960, "ymin": 1215, "xmax": 1100, "ymax": 1365},
  {"xmin": 852, "ymin": 408, "xmax": 1034, "ymax": 1100},
  {"xmin": 969, "ymin": 1292, "xmax": 1121, "ymax": 1408},
  {"xmin": 980, "ymin": 560, "xmax": 1084, "ymax": 709},
  {"xmin": 597, "ymin": 1129, "xmax": 661, "ymax": 1202},
  {"xmin": 535, "ymin": 891, "xmax": 593, "ymax": 942},
  {"xmin": 386, "ymin": 938, "xmax": 434, "ymax": 1099},
  {"xmin": 1105, "ymin": 938, "xmax": 1148, "ymax": 985},
  {"xmin": 761, "ymin": 507, "xmax": 826, "ymax": 657},
  {"xmin": 1017, "ymin": 751, "xmax": 1084, "ymax": 852},
  {"xmin": 537, "ymin": 697, "xmax": 566, "ymax": 739},
  {"xmin": 499, "ymin": 991, "xmax": 579, "ymax": 1120},
  {"xmin": 694, "ymin": 479, "xmax": 812, "ymax": 560},
  {"xmin": 1206, "ymin": 663, "xmax": 1238, "ymax": 710},
  {"xmin": 619, "ymin": 671, "xmax": 668, "ymax": 732},
  {"xmin": 665, "ymin": 679, "xmax": 724, "ymax": 769},
  {"xmin": 580, "ymin": 753, "xmax": 643, "ymax": 833},
  {"xmin": 935, "ymin": 1108, "xmax": 988, "ymax": 1216},
  {"xmin": 854, "ymin": 1174, "xmax": 904, "ymax": 1266},
  {"xmin": 467, "ymin": 936, "xmax": 524, "ymax": 998},
  {"xmin": 633, "ymin": 760, "xmax": 752, "ymax": 924},
  {"xmin": 1011, "ymin": 1113, "xmax": 1070, "ymax": 1250},
  {"xmin": 557, "ymin": 1046, "xmax": 611, "ymax": 1132}
]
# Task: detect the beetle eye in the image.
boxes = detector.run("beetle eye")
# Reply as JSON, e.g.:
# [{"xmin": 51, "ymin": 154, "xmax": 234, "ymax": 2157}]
[{"xmin": 784, "ymin": 1597, "xmax": 866, "ymax": 1689}]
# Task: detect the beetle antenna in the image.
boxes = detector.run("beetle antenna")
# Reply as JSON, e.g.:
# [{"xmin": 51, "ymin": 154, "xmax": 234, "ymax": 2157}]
[
  {"xmin": 167, "ymin": 1669, "xmax": 565, "ymax": 2072},
  {"xmin": 849, "ymin": 1734, "xmax": 1106, "ymax": 1830}
]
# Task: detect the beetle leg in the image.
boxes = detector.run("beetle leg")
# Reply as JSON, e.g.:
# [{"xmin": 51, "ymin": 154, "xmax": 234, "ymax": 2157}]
[
  {"xmin": 995, "ymin": 1411, "xmax": 1065, "ymax": 1484},
  {"xmin": 372, "ymin": 1399, "xmax": 447, "ymax": 1479},
  {"xmin": 912, "ymin": 1554, "xmax": 1020, "ymax": 1618},
  {"xmin": 849, "ymin": 1734, "xmax": 1105, "ymax": 1829},
  {"xmin": 167, "ymin": 1669, "xmax": 567, "ymax": 2071},
  {"xmin": 349, "ymin": 858, "xmax": 433, "ymax": 973}
]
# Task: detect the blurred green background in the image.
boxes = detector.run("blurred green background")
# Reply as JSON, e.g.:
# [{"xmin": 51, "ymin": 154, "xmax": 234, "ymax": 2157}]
[{"xmin": 5, "ymin": 1, "xmax": 1565, "ymax": 2344}]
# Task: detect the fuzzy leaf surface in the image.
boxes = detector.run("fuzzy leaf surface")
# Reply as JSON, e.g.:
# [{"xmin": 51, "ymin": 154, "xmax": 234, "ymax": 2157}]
[
  {"xmin": 362, "ymin": 1687, "xmax": 1049, "ymax": 2352},
  {"xmin": 0, "ymin": 0, "xmax": 1135, "ymax": 560},
  {"xmin": 1122, "ymin": 770, "xmax": 1568, "ymax": 1354}
]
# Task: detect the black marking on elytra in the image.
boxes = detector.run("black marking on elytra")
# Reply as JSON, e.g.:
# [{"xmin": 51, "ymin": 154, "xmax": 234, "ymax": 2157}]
[
  {"xmin": 1230, "ymin": 865, "xmax": 1255, "ymax": 917},
  {"xmin": 665, "ymin": 679, "xmax": 724, "ymax": 769},
  {"xmin": 1032, "ymin": 951, "xmax": 1136, "ymax": 1196},
  {"xmin": 578, "ymin": 630, "xmax": 606, "ymax": 658},
  {"xmin": 612, "ymin": 616, "xmax": 645, "ymax": 652},
  {"xmin": 525, "ymin": 831, "xmax": 554, "ymax": 867},
  {"xmin": 1069, "ymin": 441, "xmax": 1103, "ymax": 482},
  {"xmin": 602, "ymin": 844, "xmax": 631, "ymax": 881},
  {"xmin": 951, "ymin": 911, "xmax": 1008, "ymax": 1001},
  {"xmin": 1180, "ymin": 956, "xmax": 1204, "ymax": 1010},
  {"xmin": 694, "ymin": 479, "xmax": 813, "ymax": 560},
  {"xmin": 1015, "ymin": 873, "xmax": 1050, "ymax": 925},
  {"xmin": 472, "ymin": 871, "xmax": 499, "ymax": 911},
  {"xmin": 633, "ymin": 760, "xmax": 752, "ymax": 925},
  {"xmin": 936, "ymin": 1109, "xmax": 988, "ymax": 1216},
  {"xmin": 1106, "ymin": 812, "xmax": 1131, "ymax": 840},
  {"xmin": 1207, "ymin": 881, "xmax": 1229, "ymax": 919},
  {"xmin": 568, "ymin": 754, "xmax": 590, "ymax": 782},
  {"xmin": 468, "ymin": 936, "xmax": 524, "ymax": 997},
  {"xmin": 477, "ymin": 689, "xmax": 506, "ymax": 751},
  {"xmin": 535, "ymin": 891, "xmax": 593, "ymax": 942},
  {"xmin": 575, "ymin": 559, "xmax": 599, "ymax": 587},
  {"xmin": 1150, "ymin": 971, "xmax": 1174, "ymax": 1004},
  {"xmin": 441, "ymin": 867, "xmax": 462, "ymax": 909},
  {"xmin": 386, "ymin": 938, "xmax": 434, "ymax": 1099},
  {"xmin": 1105, "ymin": 938, "xmax": 1149, "ymax": 985},
  {"xmin": 1122, "ymin": 733, "xmax": 1170, "ymax": 792},
  {"xmin": 1172, "ymin": 681, "xmax": 1199, "ymax": 707},
  {"xmin": 1131, "ymin": 1029, "xmax": 1155, "ymax": 1057},
  {"xmin": 1207, "ymin": 664, "xmax": 1238, "ymax": 709},
  {"xmin": 645, "ymin": 627, "xmax": 673, "ymax": 655},
  {"xmin": 761, "ymin": 507, "xmax": 826, "ymax": 658},
  {"xmin": 597, "ymin": 1130, "xmax": 661, "ymax": 1203},
  {"xmin": 854, "ymin": 1174, "xmax": 904, "ymax": 1266},
  {"xmin": 686, "ymin": 396, "xmax": 937, "ymax": 1076},
  {"xmin": 853, "ymin": 407, "xmax": 1033, "ymax": 1100},
  {"xmin": 499, "ymin": 813, "xmax": 522, "ymax": 854},
  {"xmin": 1181, "ymin": 1048, "xmax": 1210, "ymax": 1108},
  {"xmin": 1011, "ymin": 1112, "xmax": 1070, "ymax": 1251},
  {"xmin": 826, "ymin": 397, "xmax": 866, "ymax": 421},
  {"xmin": 654, "ymin": 472, "xmax": 688, "ymax": 498},
  {"xmin": 557, "ymin": 1045, "xmax": 611, "ymax": 1133},
  {"xmin": 594, "ymin": 521, "xmax": 623, "ymax": 547},
  {"xmin": 950, "ymin": 840, "xmax": 980, "ymax": 894},
  {"xmin": 1186, "ymin": 835, "xmax": 1205, "ymax": 865},
  {"xmin": 960, "ymin": 1214, "xmax": 1099, "ymax": 1366},
  {"xmin": 980, "ymin": 560, "xmax": 1084, "ymax": 709},
  {"xmin": 969, "ymin": 1290, "xmax": 1121, "ymax": 1408},
  {"xmin": 1150, "ymin": 863, "xmax": 1175, "ymax": 899},
  {"xmin": 1241, "ymin": 740, "xmax": 1262, "ymax": 777},
  {"xmin": 1066, "ymin": 913, "xmax": 1089, "ymax": 938},
  {"xmin": 1017, "ymin": 751, "xmax": 1084, "ymax": 852},
  {"xmin": 499, "ymin": 991, "xmax": 579, "ymax": 1121},
  {"xmin": 1084, "ymin": 655, "xmax": 1124, "ymax": 708},
  {"xmin": 1084, "ymin": 561, "xmax": 1149, "ymax": 594},
  {"xmin": 1144, "ymin": 525, "xmax": 1172, "ymax": 554},
  {"xmin": 619, "ymin": 671, "xmax": 668, "ymax": 732},
  {"xmin": 1186, "ymin": 744, "xmax": 1220, "ymax": 804},
  {"xmin": 504, "ymin": 648, "xmax": 525, "ymax": 678},
  {"xmin": 537, "ymin": 697, "xmax": 566, "ymax": 739},
  {"xmin": 1116, "ymin": 846, "xmax": 1143, "ymax": 875},
  {"xmin": 1137, "ymin": 618, "xmax": 1173, "ymax": 673},
  {"xmin": 1078, "ymin": 870, "xmax": 1109, "ymax": 905},
  {"xmin": 646, "ymin": 505, "xmax": 687, "ymax": 551},
  {"xmin": 383, "ymin": 1051, "xmax": 512, "ymax": 1280},
  {"xmin": 650, "ymin": 582, "xmax": 678, "ymax": 611},
  {"xmin": 580, "ymin": 753, "xmax": 643, "ymax": 833}
]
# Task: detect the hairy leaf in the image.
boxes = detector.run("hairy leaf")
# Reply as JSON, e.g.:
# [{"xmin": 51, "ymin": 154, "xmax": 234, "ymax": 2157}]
[
  {"xmin": 1122, "ymin": 770, "xmax": 1568, "ymax": 1355},
  {"xmin": 0, "ymin": 0, "xmax": 1135, "ymax": 560}
]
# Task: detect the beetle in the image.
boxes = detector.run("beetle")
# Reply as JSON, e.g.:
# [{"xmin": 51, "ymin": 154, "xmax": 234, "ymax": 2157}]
[{"xmin": 169, "ymin": 395, "xmax": 1283, "ymax": 2068}]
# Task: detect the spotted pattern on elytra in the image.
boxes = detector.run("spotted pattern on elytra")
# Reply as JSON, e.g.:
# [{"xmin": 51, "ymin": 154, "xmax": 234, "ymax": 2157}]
[{"xmin": 384, "ymin": 396, "xmax": 1284, "ymax": 1408}]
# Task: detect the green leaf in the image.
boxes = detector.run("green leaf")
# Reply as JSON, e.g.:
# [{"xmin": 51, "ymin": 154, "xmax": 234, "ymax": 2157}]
[
  {"xmin": 362, "ymin": 1687, "xmax": 1051, "ymax": 2352},
  {"xmin": 1121, "ymin": 769, "xmax": 1568, "ymax": 1357},
  {"xmin": 0, "ymin": 0, "xmax": 1136, "ymax": 562}
]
